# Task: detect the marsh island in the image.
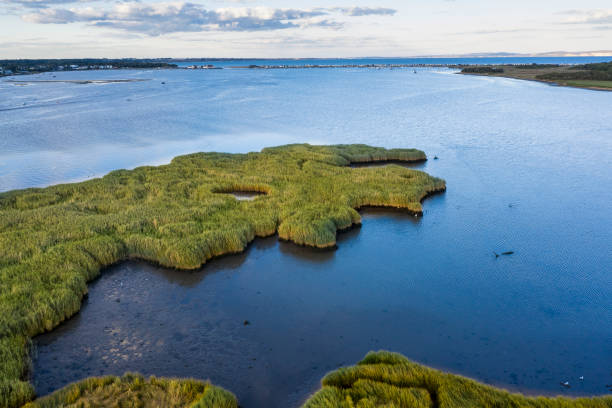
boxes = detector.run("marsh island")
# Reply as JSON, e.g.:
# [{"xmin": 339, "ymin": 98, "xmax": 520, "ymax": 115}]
[{"xmin": 0, "ymin": 144, "xmax": 442, "ymax": 406}]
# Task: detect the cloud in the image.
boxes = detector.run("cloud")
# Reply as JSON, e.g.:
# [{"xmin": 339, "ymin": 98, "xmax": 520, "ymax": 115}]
[
  {"xmin": 1, "ymin": 0, "xmax": 83, "ymax": 9},
  {"xmin": 453, "ymin": 28, "xmax": 534, "ymax": 35},
  {"xmin": 21, "ymin": 3, "xmax": 396, "ymax": 35},
  {"xmin": 301, "ymin": 19, "xmax": 344, "ymax": 30},
  {"xmin": 334, "ymin": 7, "xmax": 396, "ymax": 17},
  {"xmin": 23, "ymin": 6, "xmax": 79, "ymax": 22},
  {"xmin": 557, "ymin": 9, "xmax": 612, "ymax": 25},
  {"xmin": 23, "ymin": 4, "xmax": 320, "ymax": 33}
]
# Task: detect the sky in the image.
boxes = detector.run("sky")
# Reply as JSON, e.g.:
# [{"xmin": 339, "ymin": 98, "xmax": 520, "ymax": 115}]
[{"xmin": 0, "ymin": 0, "xmax": 611, "ymax": 58}]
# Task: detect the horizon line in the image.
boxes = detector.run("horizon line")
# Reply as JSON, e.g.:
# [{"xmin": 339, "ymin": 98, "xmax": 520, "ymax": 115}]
[{"xmin": 2, "ymin": 53, "xmax": 612, "ymax": 62}]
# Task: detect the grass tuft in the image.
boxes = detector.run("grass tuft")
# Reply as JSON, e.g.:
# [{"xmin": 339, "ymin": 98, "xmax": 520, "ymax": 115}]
[{"xmin": 23, "ymin": 374, "xmax": 237, "ymax": 408}]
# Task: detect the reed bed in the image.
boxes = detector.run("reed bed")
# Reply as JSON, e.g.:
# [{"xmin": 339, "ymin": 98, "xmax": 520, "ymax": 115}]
[
  {"xmin": 0, "ymin": 144, "xmax": 442, "ymax": 407},
  {"xmin": 303, "ymin": 351, "xmax": 612, "ymax": 408},
  {"xmin": 23, "ymin": 374, "xmax": 237, "ymax": 408}
]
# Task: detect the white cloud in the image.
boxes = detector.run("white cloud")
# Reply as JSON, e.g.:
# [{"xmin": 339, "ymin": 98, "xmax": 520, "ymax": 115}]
[
  {"xmin": 558, "ymin": 9, "xmax": 612, "ymax": 25},
  {"xmin": 21, "ymin": 3, "xmax": 397, "ymax": 35},
  {"xmin": 1, "ymin": 0, "xmax": 84, "ymax": 8},
  {"xmin": 334, "ymin": 7, "xmax": 396, "ymax": 17}
]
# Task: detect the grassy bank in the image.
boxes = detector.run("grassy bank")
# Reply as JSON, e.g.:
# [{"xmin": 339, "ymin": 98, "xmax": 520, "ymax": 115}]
[
  {"xmin": 460, "ymin": 61, "xmax": 612, "ymax": 91},
  {"xmin": 23, "ymin": 374, "xmax": 237, "ymax": 408},
  {"xmin": 0, "ymin": 144, "xmax": 443, "ymax": 407},
  {"xmin": 304, "ymin": 351, "xmax": 612, "ymax": 408},
  {"xmin": 25, "ymin": 351, "xmax": 612, "ymax": 407},
  {"xmin": 563, "ymin": 80, "xmax": 612, "ymax": 90}
]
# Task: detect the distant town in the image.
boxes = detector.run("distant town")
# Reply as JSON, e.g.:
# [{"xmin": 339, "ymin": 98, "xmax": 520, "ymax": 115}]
[
  {"xmin": 0, "ymin": 59, "xmax": 178, "ymax": 76},
  {"xmin": 2, "ymin": 58, "xmax": 611, "ymax": 82},
  {"xmin": 0, "ymin": 58, "xmax": 475, "ymax": 77},
  {"xmin": 184, "ymin": 64, "xmax": 222, "ymax": 70}
]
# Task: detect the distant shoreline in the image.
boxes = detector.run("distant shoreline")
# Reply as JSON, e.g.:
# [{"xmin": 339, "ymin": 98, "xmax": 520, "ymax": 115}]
[
  {"xmin": 225, "ymin": 63, "xmax": 453, "ymax": 69},
  {"xmin": 3, "ymin": 61, "xmax": 611, "ymax": 93},
  {"xmin": 6, "ymin": 79, "xmax": 149, "ymax": 84}
]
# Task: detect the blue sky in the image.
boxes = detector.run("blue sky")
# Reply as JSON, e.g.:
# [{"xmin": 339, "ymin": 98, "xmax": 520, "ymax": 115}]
[{"xmin": 1, "ymin": 0, "xmax": 611, "ymax": 58}]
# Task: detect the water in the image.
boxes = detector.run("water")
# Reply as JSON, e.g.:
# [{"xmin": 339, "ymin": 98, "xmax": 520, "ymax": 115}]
[
  {"xmin": 1, "ymin": 57, "xmax": 611, "ymax": 192},
  {"xmin": 0, "ymin": 58, "xmax": 610, "ymax": 406}
]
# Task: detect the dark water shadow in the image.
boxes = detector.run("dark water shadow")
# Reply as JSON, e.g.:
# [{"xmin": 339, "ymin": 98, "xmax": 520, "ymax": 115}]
[
  {"xmin": 147, "ymin": 236, "xmax": 279, "ymax": 287},
  {"xmin": 359, "ymin": 207, "xmax": 423, "ymax": 225},
  {"xmin": 278, "ymin": 225, "xmax": 364, "ymax": 264}
]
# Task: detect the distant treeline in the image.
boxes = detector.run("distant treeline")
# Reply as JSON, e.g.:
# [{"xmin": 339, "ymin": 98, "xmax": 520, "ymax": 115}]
[
  {"xmin": 0, "ymin": 59, "xmax": 178, "ymax": 75},
  {"xmin": 461, "ymin": 66, "xmax": 504, "ymax": 74},
  {"xmin": 538, "ymin": 61, "xmax": 612, "ymax": 81},
  {"xmin": 512, "ymin": 63, "xmax": 559, "ymax": 69},
  {"xmin": 460, "ymin": 61, "xmax": 612, "ymax": 82}
]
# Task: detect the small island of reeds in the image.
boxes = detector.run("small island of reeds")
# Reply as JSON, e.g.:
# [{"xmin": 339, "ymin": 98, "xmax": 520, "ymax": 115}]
[
  {"xmin": 304, "ymin": 351, "xmax": 612, "ymax": 408},
  {"xmin": 0, "ymin": 143, "xmax": 443, "ymax": 407}
]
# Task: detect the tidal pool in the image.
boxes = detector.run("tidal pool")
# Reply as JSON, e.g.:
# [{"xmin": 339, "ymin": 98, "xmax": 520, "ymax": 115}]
[{"xmin": 229, "ymin": 191, "xmax": 267, "ymax": 201}]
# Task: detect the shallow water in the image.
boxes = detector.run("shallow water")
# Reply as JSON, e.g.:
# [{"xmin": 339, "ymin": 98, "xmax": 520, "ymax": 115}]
[
  {"xmin": 1, "ymin": 59, "xmax": 610, "ymax": 406},
  {"xmin": 229, "ymin": 191, "xmax": 266, "ymax": 201}
]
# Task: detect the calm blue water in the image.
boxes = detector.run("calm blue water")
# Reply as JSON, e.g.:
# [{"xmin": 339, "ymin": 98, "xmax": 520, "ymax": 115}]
[{"xmin": 0, "ymin": 58, "xmax": 610, "ymax": 406}]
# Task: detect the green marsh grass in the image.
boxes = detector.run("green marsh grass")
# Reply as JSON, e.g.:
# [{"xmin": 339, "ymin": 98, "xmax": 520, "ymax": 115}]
[
  {"xmin": 562, "ymin": 80, "xmax": 612, "ymax": 89},
  {"xmin": 22, "ymin": 352, "xmax": 612, "ymax": 407},
  {"xmin": 304, "ymin": 351, "xmax": 612, "ymax": 408},
  {"xmin": 0, "ymin": 144, "xmax": 442, "ymax": 406},
  {"xmin": 460, "ymin": 62, "xmax": 612, "ymax": 91},
  {"xmin": 23, "ymin": 374, "xmax": 237, "ymax": 408}
]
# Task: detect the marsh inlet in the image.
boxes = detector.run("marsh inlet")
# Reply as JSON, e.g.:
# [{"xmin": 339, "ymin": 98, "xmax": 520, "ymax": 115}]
[
  {"xmin": 33, "ymin": 201, "xmax": 612, "ymax": 407},
  {"xmin": 350, "ymin": 160, "xmax": 427, "ymax": 170}
]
